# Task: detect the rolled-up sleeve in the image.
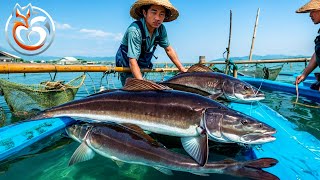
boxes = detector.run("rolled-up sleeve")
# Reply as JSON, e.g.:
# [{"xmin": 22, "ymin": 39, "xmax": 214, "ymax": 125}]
[
  {"xmin": 127, "ymin": 27, "xmax": 142, "ymax": 59},
  {"xmin": 158, "ymin": 25, "xmax": 170, "ymax": 48}
]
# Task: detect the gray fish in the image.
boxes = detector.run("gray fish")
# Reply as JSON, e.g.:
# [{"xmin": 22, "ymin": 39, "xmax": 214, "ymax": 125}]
[
  {"xmin": 31, "ymin": 78, "xmax": 276, "ymax": 166},
  {"xmin": 160, "ymin": 64, "xmax": 265, "ymax": 103},
  {"xmin": 66, "ymin": 122, "xmax": 279, "ymax": 180}
]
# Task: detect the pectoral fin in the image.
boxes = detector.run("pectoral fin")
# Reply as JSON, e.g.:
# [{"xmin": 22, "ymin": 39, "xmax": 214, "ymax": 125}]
[
  {"xmin": 112, "ymin": 159, "xmax": 125, "ymax": 168},
  {"xmin": 154, "ymin": 167, "xmax": 174, "ymax": 175},
  {"xmin": 191, "ymin": 173, "xmax": 209, "ymax": 176},
  {"xmin": 181, "ymin": 135, "xmax": 208, "ymax": 166},
  {"xmin": 69, "ymin": 142, "xmax": 95, "ymax": 166},
  {"xmin": 208, "ymin": 93, "xmax": 224, "ymax": 100}
]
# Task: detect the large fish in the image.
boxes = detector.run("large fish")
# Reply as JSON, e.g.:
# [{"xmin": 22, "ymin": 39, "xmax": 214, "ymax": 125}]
[
  {"xmin": 160, "ymin": 64, "xmax": 265, "ymax": 103},
  {"xmin": 31, "ymin": 78, "xmax": 276, "ymax": 166},
  {"xmin": 66, "ymin": 122, "xmax": 279, "ymax": 180}
]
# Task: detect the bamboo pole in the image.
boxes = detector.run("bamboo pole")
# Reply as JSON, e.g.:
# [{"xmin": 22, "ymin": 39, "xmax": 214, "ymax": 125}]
[
  {"xmin": 0, "ymin": 63, "xmax": 178, "ymax": 73},
  {"xmin": 225, "ymin": 10, "xmax": 233, "ymax": 74},
  {"xmin": 249, "ymin": 8, "xmax": 260, "ymax": 61},
  {"xmin": 202, "ymin": 58, "xmax": 310, "ymax": 65},
  {"xmin": 0, "ymin": 57, "xmax": 310, "ymax": 74}
]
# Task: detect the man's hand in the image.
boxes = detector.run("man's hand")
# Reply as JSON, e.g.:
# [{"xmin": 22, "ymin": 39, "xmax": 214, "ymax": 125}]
[
  {"xmin": 180, "ymin": 67, "xmax": 187, "ymax": 73},
  {"xmin": 295, "ymin": 74, "xmax": 306, "ymax": 85}
]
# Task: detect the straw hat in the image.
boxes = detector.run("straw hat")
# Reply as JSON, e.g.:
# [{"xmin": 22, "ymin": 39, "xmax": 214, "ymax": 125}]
[
  {"xmin": 296, "ymin": 0, "xmax": 320, "ymax": 13},
  {"xmin": 130, "ymin": 0, "xmax": 179, "ymax": 22}
]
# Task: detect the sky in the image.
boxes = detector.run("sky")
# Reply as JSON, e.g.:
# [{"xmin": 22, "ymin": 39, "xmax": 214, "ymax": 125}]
[{"xmin": 0, "ymin": 0, "xmax": 317, "ymax": 62}]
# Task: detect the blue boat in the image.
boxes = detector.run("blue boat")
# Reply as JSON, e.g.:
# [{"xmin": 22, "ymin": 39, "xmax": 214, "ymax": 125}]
[
  {"xmin": 240, "ymin": 77, "xmax": 320, "ymax": 102},
  {"xmin": 279, "ymin": 72, "xmax": 317, "ymax": 81},
  {"xmin": 0, "ymin": 117, "xmax": 76, "ymax": 161}
]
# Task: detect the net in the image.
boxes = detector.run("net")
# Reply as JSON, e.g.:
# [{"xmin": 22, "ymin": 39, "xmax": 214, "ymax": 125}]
[
  {"xmin": 0, "ymin": 74, "xmax": 86, "ymax": 118},
  {"xmin": 238, "ymin": 64, "xmax": 283, "ymax": 80}
]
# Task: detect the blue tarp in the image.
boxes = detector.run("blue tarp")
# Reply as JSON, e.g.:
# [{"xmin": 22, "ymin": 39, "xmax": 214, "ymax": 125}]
[
  {"xmin": 230, "ymin": 102, "xmax": 320, "ymax": 180},
  {"xmin": 0, "ymin": 117, "xmax": 76, "ymax": 161}
]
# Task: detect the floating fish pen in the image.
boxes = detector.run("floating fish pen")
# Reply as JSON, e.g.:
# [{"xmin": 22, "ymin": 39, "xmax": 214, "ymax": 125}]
[
  {"xmin": 238, "ymin": 64, "xmax": 284, "ymax": 80},
  {"xmin": 0, "ymin": 74, "xmax": 86, "ymax": 117},
  {"xmin": 0, "ymin": 60, "xmax": 318, "ymax": 180}
]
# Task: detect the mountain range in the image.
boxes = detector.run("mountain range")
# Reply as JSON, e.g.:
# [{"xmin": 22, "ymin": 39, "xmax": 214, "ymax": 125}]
[
  {"xmin": 0, "ymin": 47, "xmax": 309, "ymax": 62},
  {"xmin": 211, "ymin": 54, "xmax": 310, "ymax": 62},
  {"xmin": 0, "ymin": 47, "xmax": 115, "ymax": 62}
]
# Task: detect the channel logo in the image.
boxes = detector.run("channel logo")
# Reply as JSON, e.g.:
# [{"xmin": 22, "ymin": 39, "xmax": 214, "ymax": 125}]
[{"xmin": 5, "ymin": 3, "xmax": 55, "ymax": 55}]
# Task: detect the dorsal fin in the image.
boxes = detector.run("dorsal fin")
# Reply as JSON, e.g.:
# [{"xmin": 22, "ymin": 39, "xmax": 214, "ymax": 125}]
[
  {"xmin": 187, "ymin": 64, "xmax": 214, "ymax": 73},
  {"xmin": 122, "ymin": 78, "xmax": 172, "ymax": 91}
]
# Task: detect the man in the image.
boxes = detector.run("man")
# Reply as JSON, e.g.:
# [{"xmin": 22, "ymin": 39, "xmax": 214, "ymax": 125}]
[
  {"xmin": 116, "ymin": 0, "xmax": 186, "ymax": 85},
  {"xmin": 295, "ymin": 0, "xmax": 320, "ymax": 90}
]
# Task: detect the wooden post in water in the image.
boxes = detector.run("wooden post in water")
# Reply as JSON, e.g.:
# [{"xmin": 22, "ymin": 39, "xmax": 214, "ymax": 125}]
[
  {"xmin": 249, "ymin": 8, "xmax": 260, "ymax": 61},
  {"xmin": 233, "ymin": 68, "xmax": 238, "ymax": 78},
  {"xmin": 199, "ymin": 56, "xmax": 206, "ymax": 64},
  {"xmin": 225, "ymin": 10, "xmax": 233, "ymax": 74}
]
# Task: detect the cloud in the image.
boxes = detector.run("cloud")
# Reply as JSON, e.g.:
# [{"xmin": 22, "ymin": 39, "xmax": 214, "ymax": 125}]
[
  {"xmin": 54, "ymin": 21, "xmax": 72, "ymax": 30},
  {"xmin": 79, "ymin": 29, "xmax": 123, "ymax": 40}
]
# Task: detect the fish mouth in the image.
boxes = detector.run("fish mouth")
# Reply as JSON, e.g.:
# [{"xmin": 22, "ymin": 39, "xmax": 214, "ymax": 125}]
[
  {"xmin": 263, "ymin": 130, "xmax": 277, "ymax": 135},
  {"xmin": 254, "ymin": 92, "xmax": 265, "ymax": 98},
  {"xmin": 240, "ymin": 133, "xmax": 276, "ymax": 144},
  {"xmin": 234, "ymin": 93, "xmax": 265, "ymax": 102}
]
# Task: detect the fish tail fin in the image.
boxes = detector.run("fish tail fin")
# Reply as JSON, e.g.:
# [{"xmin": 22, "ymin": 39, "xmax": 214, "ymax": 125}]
[{"xmin": 224, "ymin": 158, "xmax": 279, "ymax": 180}]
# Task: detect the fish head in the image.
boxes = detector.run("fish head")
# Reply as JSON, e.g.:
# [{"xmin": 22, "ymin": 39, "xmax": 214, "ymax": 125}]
[
  {"xmin": 223, "ymin": 79, "xmax": 265, "ymax": 103},
  {"xmin": 203, "ymin": 107, "xmax": 276, "ymax": 144},
  {"xmin": 66, "ymin": 123, "xmax": 92, "ymax": 143}
]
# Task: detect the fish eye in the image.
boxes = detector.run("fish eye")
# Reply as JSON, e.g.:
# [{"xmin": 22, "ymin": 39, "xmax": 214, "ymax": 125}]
[
  {"xmin": 244, "ymin": 85, "xmax": 249, "ymax": 90},
  {"xmin": 259, "ymin": 123, "xmax": 263, "ymax": 128},
  {"xmin": 241, "ymin": 120, "xmax": 248, "ymax": 125}
]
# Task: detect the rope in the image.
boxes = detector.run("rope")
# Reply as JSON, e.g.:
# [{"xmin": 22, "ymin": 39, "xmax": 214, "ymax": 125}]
[
  {"xmin": 105, "ymin": 73, "xmax": 116, "ymax": 90},
  {"xmin": 229, "ymin": 60, "xmax": 238, "ymax": 70},
  {"xmin": 262, "ymin": 67, "xmax": 269, "ymax": 79},
  {"xmin": 99, "ymin": 72, "xmax": 108, "ymax": 90},
  {"xmin": 293, "ymin": 83, "xmax": 320, "ymax": 108},
  {"xmin": 84, "ymin": 72, "xmax": 97, "ymax": 94},
  {"xmin": 82, "ymin": 82, "xmax": 91, "ymax": 96},
  {"xmin": 256, "ymin": 101, "xmax": 320, "ymax": 159}
]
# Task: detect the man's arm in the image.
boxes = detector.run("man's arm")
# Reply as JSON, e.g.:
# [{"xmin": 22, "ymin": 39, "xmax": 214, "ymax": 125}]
[
  {"xmin": 129, "ymin": 58, "xmax": 143, "ymax": 80},
  {"xmin": 164, "ymin": 45, "xmax": 187, "ymax": 72},
  {"xmin": 295, "ymin": 53, "xmax": 318, "ymax": 84}
]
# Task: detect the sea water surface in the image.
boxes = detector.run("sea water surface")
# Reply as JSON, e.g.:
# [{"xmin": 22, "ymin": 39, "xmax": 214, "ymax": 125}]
[{"xmin": 0, "ymin": 62, "xmax": 319, "ymax": 180}]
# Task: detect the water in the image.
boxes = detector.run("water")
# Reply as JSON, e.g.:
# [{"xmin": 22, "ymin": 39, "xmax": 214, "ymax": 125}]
[{"xmin": 0, "ymin": 62, "xmax": 319, "ymax": 180}]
